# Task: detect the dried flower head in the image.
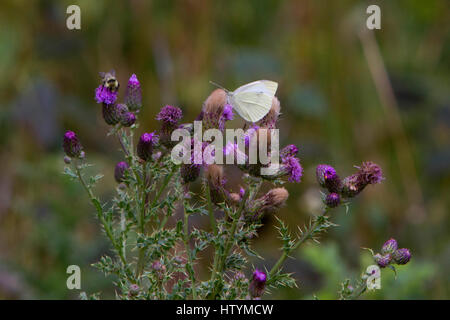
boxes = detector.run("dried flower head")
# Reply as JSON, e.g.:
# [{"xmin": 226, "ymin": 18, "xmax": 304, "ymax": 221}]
[
  {"xmin": 201, "ymin": 89, "xmax": 227, "ymax": 131},
  {"xmin": 137, "ymin": 132, "xmax": 158, "ymax": 161},
  {"xmin": 63, "ymin": 130, "xmax": 83, "ymax": 158},
  {"xmin": 356, "ymin": 161, "xmax": 384, "ymax": 185},
  {"xmin": 257, "ymin": 96, "xmax": 280, "ymax": 129},
  {"xmin": 124, "ymin": 74, "xmax": 142, "ymax": 112}
]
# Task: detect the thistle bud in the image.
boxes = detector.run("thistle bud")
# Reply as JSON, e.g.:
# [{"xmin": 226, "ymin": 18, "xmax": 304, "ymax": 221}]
[
  {"xmin": 63, "ymin": 130, "xmax": 83, "ymax": 158},
  {"xmin": 156, "ymin": 105, "xmax": 183, "ymax": 147},
  {"xmin": 249, "ymin": 269, "xmax": 267, "ymax": 299},
  {"xmin": 137, "ymin": 132, "xmax": 158, "ymax": 161},
  {"xmin": 374, "ymin": 253, "xmax": 392, "ymax": 268},
  {"xmin": 325, "ymin": 192, "xmax": 340, "ymax": 208},
  {"xmin": 381, "ymin": 238, "xmax": 398, "ymax": 255},
  {"xmin": 124, "ymin": 74, "xmax": 142, "ymax": 112},
  {"xmin": 120, "ymin": 112, "xmax": 136, "ymax": 127},
  {"xmin": 392, "ymin": 248, "xmax": 411, "ymax": 265},
  {"xmin": 128, "ymin": 284, "xmax": 139, "ymax": 297},
  {"xmin": 102, "ymin": 103, "xmax": 127, "ymax": 125},
  {"xmin": 63, "ymin": 156, "xmax": 71, "ymax": 164},
  {"xmin": 205, "ymin": 164, "xmax": 226, "ymax": 203},
  {"xmin": 257, "ymin": 96, "xmax": 280, "ymax": 129},
  {"xmin": 114, "ymin": 161, "xmax": 129, "ymax": 183},
  {"xmin": 95, "ymin": 85, "xmax": 117, "ymax": 105}
]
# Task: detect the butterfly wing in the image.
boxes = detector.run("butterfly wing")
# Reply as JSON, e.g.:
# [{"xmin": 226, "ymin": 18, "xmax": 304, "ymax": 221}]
[{"xmin": 231, "ymin": 80, "xmax": 278, "ymax": 122}]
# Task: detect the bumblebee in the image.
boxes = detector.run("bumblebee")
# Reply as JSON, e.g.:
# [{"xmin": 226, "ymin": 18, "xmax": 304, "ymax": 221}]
[{"xmin": 99, "ymin": 70, "xmax": 119, "ymax": 92}]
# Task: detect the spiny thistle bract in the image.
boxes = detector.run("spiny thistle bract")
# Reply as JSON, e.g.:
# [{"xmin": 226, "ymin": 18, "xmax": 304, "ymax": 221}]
[{"xmin": 61, "ymin": 70, "xmax": 411, "ymax": 300}]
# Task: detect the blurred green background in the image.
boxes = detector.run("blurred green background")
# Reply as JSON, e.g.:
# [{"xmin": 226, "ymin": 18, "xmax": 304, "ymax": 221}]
[{"xmin": 0, "ymin": 0, "xmax": 448, "ymax": 299}]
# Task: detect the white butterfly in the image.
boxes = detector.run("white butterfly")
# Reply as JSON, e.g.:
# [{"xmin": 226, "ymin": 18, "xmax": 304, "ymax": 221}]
[{"xmin": 211, "ymin": 80, "xmax": 278, "ymax": 123}]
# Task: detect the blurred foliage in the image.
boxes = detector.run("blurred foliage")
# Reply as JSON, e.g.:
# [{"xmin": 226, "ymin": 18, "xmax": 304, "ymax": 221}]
[{"xmin": 0, "ymin": 0, "xmax": 448, "ymax": 299}]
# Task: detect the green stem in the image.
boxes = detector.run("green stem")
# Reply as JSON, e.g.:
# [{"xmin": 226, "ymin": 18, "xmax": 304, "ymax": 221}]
[
  {"xmin": 204, "ymin": 181, "xmax": 217, "ymax": 235},
  {"xmin": 75, "ymin": 163, "xmax": 133, "ymax": 280},
  {"xmin": 135, "ymin": 163, "xmax": 148, "ymax": 278},
  {"xmin": 209, "ymin": 190, "xmax": 249, "ymax": 299},
  {"xmin": 183, "ymin": 200, "xmax": 198, "ymax": 300},
  {"xmin": 348, "ymin": 281, "xmax": 367, "ymax": 300}
]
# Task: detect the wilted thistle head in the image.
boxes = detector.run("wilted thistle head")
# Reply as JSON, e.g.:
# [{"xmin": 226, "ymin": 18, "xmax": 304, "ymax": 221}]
[
  {"xmin": 205, "ymin": 164, "xmax": 226, "ymax": 203},
  {"xmin": 374, "ymin": 253, "xmax": 392, "ymax": 268},
  {"xmin": 120, "ymin": 112, "xmax": 136, "ymax": 127},
  {"xmin": 356, "ymin": 161, "xmax": 384, "ymax": 185},
  {"xmin": 257, "ymin": 96, "xmax": 280, "ymax": 129},
  {"xmin": 249, "ymin": 269, "xmax": 267, "ymax": 299},
  {"xmin": 137, "ymin": 132, "xmax": 158, "ymax": 161},
  {"xmin": 180, "ymin": 163, "xmax": 201, "ymax": 184},
  {"xmin": 201, "ymin": 89, "xmax": 228, "ymax": 131},
  {"xmin": 248, "ymin": 187, "xmax": 289, "ymax": 221},
  {"xmin": 102, "ymin": 103, "xmax": 128, "ymax": 125},
  {"xmin": 114, "ymin": 161, "xmax": 129, "ymax": 183},
  {"xmin": 95, "ymin": 85, "xmax": 118, "ymax": 105},
  {"xmin": 63, "ymin": 130, "xmax": 83, "ymax": 158},
  {"xmin": 392, "ymin": 248, "xmax": 411, "ymax": 265},
  {"xmin": 124, "ymin": 74, "xmax": 142, "ymax": 112},
  {"xmin": 280, "ymin": 156, "xmax": 303, "ymax": 183},
  {"xmin": 341, "ymin": 161, "xmax": 384, "ymax": 198},
  {"xmin": 325, "ymin": 192, "xmax": 341, "ymax": 208},
  {"xmin": 381, "ymin": 238, "xmax": 398, "ymax": 255},
  {"xmin": 156, "ymin": 105, "xmax": 183, "ymax": 147}
]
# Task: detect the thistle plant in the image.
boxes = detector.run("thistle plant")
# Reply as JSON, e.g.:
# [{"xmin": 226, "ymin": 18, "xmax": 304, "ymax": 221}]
[{"xmin": 62, "ymin": 71, "xmax": 411, "ymax": 300}]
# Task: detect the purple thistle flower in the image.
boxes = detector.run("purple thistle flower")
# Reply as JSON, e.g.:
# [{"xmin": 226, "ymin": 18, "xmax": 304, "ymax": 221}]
[
  {"xmin": 180, "ymin": 163, "xmax": 201, "ymax": 184},
  {"xmin": 124, "ymin": 74, "xmax": 142, "ymax": 112},
  {"xmin": 63, "ymin": 130, "xmax": 82, "ymax": 158},
  {"xmin": 156, "ymin": 105, "xmax": 183, "ymax": 147},
  {"xmin": 95, "ymin": 85, "xmax": 118, "ymax": 105},
  {"xmin": 393, "ymin": 248, "xmax": 411, "ymax": 265},
  {"xmin": 280, "ymin": 144, "xmax": 299, "ymax": 158},
  {"xmin": 374, "ymin": 253, "xmax": 392, "ymax": 268},
  {"xmin": 281, "ymin": 156, "xmax": 303, "ymax": 183},
  {"xmin": 137, "ymin": 132, "xmax": 158, "ymax": 161},
  {"xmin": 249, "ymin": 269, "xmax": 267, "ymax": 299},
  {"xmin": 121, "ymin": 112, "xmax": 136, "ymax": 127},
  {"xmin": 325, "ymin": 192, "xmax": 341, "ymax": 208},
  {"xmin": 381, "ymin": 238, "xmax": 398, "ymax": 255},
  {"xmin": 244, "ymin": 125, "xmax": 259, "ymax": 147},
  {"xmin": 156, "ymin": 105, "xmax": 183, "ymax": 126},
  {"xmin": 114, "ymin": 161, "xmax": 129, "ymax": 183},
  {"xmin": 218, "ymin": 103, "xmax": 234, "ymax": 131},
  {"xmin": 316, "ymin": 164, "xmax": 341, "ymax": 192}
]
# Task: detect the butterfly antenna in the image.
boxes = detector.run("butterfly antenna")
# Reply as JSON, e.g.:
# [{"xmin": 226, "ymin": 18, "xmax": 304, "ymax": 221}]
[{"xmin": 209, "ymin": 81, "xmax": 228, "ymax": 92}]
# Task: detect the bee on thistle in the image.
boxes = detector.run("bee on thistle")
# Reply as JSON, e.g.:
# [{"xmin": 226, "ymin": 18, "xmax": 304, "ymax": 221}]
[{"xmin": 99, "ymin": 70, "xmax": 119, "ymax": 93}]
